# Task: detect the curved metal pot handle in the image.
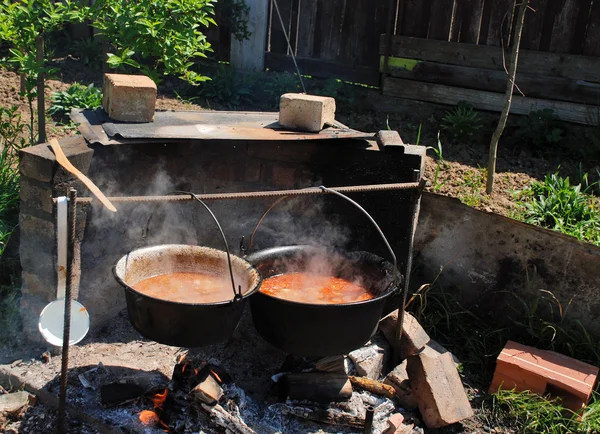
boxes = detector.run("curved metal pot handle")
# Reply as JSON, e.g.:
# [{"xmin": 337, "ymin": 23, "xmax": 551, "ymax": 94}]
[
  {"xmin": 246, "ymin": 186, "xmax": 399, "ymax": 289},
  {"xmin": 174, "ymin": 191, "xmax": 241, "ymax": 300}
]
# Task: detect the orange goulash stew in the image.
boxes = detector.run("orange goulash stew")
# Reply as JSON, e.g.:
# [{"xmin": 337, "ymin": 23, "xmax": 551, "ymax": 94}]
[
  {"xmin": 259, "ymin": 272, "xmax": 374, "ymax": 304},
  {"xmin": 132, "ymin": 272, "xmax": 235, "ymax": 303}
]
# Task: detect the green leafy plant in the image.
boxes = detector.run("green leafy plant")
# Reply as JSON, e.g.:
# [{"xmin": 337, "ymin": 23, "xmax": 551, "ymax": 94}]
[
  {"xmin": 507, "ymin": 109, "xmax": 564, "ymax": 149},
  {"xmin": 458, "ymin": 167, "xmax": 487, "ymax": 207},
  {"xmin": 92, "ymin": 0, "xmax": 216, "ymax": 84},
  {"xmin": 426, "ymin": 131, "xmax": 446, "ymax": 191},
  {"xmin": 0, "ymin": 106, "xmax": 32, "ymax": 254},
  {"xmin": 220, "ymin": 0, "xmax": 251, "ymax": 41},
  {"xmin": 71, "ymin": 37, "xmax": 103, "ymax": 66},
  {"xmin": 0, "ymin": 0, "xmax": 89, "ymax": 142},
  {"xmin": 198, "ymin": 64, "xmax": 257, "ymax": 109},
  {"xmin": 48, "ymin": 83, "xmax": 103, "ymax": 120},
  {"xmin": 263, "ymin": 71, "xmax": 302, "ymax": 109},
  {"xmin": 513, "ymin": 172, "xmax": 600, "ymax": 245},
  {"xmin": 440, "ymin": 102, "xmax": 483, "ymax": 143}
]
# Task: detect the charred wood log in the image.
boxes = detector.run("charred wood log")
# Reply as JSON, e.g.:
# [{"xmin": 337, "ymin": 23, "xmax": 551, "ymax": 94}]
[
  {"xmin": 283, "ymin": 373, "xmax": 352, "ymax": 402},
  {"xmin": 199, "ymin": 403, "xmax": 256, "ymax": 434},
  {"xmin": 275, "ymin": 403, "xmax": 365, "ymax": 428}
]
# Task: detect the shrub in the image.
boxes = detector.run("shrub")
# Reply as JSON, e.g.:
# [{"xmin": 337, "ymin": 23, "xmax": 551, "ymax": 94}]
[
  {"xmin": 91, "ymin": 0, "xmax": 216, "ymax": 84},
  {"xmin": 48, "ymin": 83, "xmax": 103, "ymax": 120},
  {"xmin": 198, "ymin": 65, "xmax": 257, "ymax": 109},
  {"xmin": 514, "ymin": 172, "xmax": 600, "ymax": 245},
  {"xmin": 506, "ymin": 109, "xmax": 564, "ymax": 149},
  {"xmin": 72, "ymin": 37, "xmax": 103, "ymax": 66},
  {"xmin": 440, "ymin": 102, "xmax": 483, "ymax": 143}
]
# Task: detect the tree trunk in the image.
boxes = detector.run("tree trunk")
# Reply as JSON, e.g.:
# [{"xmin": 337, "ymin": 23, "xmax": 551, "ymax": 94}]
[
  {"xmin": 36, "ymin": 35, "xmax": 46, "ymax": 144},
  {"xmin": 486, "ymin": 0, "xmax": 530, "ymax": 194}
]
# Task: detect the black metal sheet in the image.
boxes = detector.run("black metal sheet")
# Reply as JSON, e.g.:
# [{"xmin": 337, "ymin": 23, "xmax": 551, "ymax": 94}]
[{"xmin": 72, "ymin": 109, "xmax": 373, "ymax": 145}]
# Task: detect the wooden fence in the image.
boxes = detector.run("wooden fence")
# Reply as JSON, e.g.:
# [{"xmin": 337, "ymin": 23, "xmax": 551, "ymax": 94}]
[{"xmin": 260, "ymin": 0, "xmax": 600, "ymax": 123}]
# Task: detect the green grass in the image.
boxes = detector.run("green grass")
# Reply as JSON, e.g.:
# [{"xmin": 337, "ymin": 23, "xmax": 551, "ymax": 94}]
[
  {"xmin": 513, "ymin": 171, "xmax": 600, "ymax": 246},
  {"xmin": 408, "ymin": 269, "xmax": 600, "ymax": 433}
]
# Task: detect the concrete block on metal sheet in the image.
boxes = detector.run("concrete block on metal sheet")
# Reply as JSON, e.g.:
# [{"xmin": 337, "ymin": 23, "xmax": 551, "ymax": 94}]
[
  {"xmin": 102, "ymin": 74, "xmax": 157, "ymax": 123},
  {"xmin": 279, "ymin": 93, "xmax": 336, "ymax": 132}
]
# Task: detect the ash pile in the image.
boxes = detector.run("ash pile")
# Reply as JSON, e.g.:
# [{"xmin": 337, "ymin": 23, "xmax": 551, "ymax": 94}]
[{"xmin": 57, "ymin": 308, "xmax": 474, "ymax": 434}]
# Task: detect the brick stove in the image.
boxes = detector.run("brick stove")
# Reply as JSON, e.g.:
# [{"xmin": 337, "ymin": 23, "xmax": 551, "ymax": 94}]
[{"xmin": 18, "ymin": 111, "xmax": 425, "ymax": 343}]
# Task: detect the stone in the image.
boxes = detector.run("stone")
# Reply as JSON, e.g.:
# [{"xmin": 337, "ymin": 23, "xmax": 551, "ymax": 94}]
[
  {"xmin": 0, "ymin": 391, "xmax": 32, "ymax": 413},
  {"xmin": 379, "ymin": 310, "xmax": 430, "ymax": 359},
  {"xmin": 384, "ymin": 360, "xmax": 419, "ymax": 410},
  {"xmin": 279, "ymin": 93, "xmax": 336, "ymax": 132},
  {"xmin": 19, "ymin": 178, "xmax": 53, "ymax": 215},
  {"xmin": 376, "ymin": 130, "xmax": 404, "ymax": 149},
  {"xmin": 348, "ymin": 335, "xmax": 389, "ymax": 380},
  {"xmin": 102, "ymin": 73, "xmax": 157, "ymax": 123},
  {"xmin": 406, "ymin": 346, "xmax": 473, "ymax": 429}
]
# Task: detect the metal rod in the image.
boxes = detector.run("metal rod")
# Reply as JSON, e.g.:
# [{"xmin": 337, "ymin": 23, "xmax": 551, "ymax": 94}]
[
  {"xmin": 57, "ymin": 188, "xmax": 77, "ymax": 433},
  {"xmin": 364, "ymin": 405, "xmax": 374, "ymax": 433},
  {"xmin": 394, "ymin": 176, "xmax": 427, "ymax": 365},
  {"xmin": 56, "ymin": 182, "xmax": 421, "ymax": 205}
]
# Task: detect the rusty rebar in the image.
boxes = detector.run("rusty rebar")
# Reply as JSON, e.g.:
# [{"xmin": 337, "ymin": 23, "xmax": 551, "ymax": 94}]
[
  {"xmin": 364, "ymin": 405, "xmax": 374, "ymax": 433},
  {"xmin": 394, "ymin": 176, "xmax": 427, "ymax": 365},
  {"xmin": 57, "ymin": 188, "xmax": 77, "ymax": 433},
  {"xmin": 53, "ymin": 182, "xmax": 421, "ymax": 205}
]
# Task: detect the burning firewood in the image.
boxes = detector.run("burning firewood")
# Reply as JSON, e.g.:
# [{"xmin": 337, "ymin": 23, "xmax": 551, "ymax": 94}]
[
  {"xmin": 190, "ymin": 374, "xmax": 223, "ymax": 406},
  {"xmin": 348, "ymin": 376, "xmax": 396, "ymax": 400},
  {"xmin": 283, "ymin": 373, "xmax": 353, "ymax": 402}
]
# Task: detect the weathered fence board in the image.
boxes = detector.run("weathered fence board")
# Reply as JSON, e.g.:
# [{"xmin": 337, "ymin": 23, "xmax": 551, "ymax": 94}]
[
  {"xmin": 520, "ymin": 0, "xmax": 548, "ymax": 51},
  {"xmin": 380, "ymin": 35, "xmax": 600, "ymax": 82},
  {"xmin": 384, "ymin": 59, "xmax": 600, "ymax": 105},
  {"xmin": 453, "ymin": 0, "xmax": 484, "ymax": 44},
  {"xmin": 583, "ymin": 1, "xmax": 600, "ymax": 57},
  {"xmin": 383, "ymin": 77, "xmax": 594, "ymax": 124}
]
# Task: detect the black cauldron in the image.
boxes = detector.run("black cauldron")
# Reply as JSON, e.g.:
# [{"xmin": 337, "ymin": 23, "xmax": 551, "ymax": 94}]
[
  {"xmin": 114, "ymin": 244, "xmax": 261, "ymax": 347},
  {"xmin": 246, "ymin": 245, "xmax": 400, "ymax": 357}
]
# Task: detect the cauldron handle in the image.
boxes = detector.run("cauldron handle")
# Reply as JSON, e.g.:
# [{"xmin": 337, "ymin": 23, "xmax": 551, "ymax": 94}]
[
  {"xmin": 247, "ymin": 187, "xmax": 398, "ymax": 290},
  {"xmin": 174, "ymin": 191, "xmax": 241, "ymax": 300}
]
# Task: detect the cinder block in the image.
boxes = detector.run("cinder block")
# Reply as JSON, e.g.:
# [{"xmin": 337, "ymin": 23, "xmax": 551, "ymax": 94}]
[
  {"xmin": 407, "ymin": 345, "xmax": 474, "ymax": 428},
  {"xmin": 279, "ymin": 93, "xmax": 335, "ymax": 132},
  {"xmin": 102, "ymin": 74, "xmax": 157, "ymax": 123},
  {"xmin": 489, "ymin": 340, "xmax": 599, "ymax": 412},
  {"xmin": 379, "ymin": 310, "xmax": 430, "ymax": 359}
]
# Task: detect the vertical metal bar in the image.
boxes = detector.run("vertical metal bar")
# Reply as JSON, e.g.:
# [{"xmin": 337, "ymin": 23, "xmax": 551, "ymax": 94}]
[
  {"xmin": 363, "ymin": 405, "xmax": 374, "ymax": 433},
  {"xmin": 57, "ymin": 188, "xmax": 77, "ymax": 433},
  {"xmin": 394, "ymin": 173, "xmax": 426, "ymax": 365}
]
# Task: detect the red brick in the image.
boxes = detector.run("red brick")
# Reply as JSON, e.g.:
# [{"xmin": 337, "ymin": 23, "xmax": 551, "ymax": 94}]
[
  {"xmin": 489, "ymin": 340, "xmax": 599, "ymax": 411},
  {"xmin": 379, "ymin": 310, "xmax": 430, "ymax": 359}
]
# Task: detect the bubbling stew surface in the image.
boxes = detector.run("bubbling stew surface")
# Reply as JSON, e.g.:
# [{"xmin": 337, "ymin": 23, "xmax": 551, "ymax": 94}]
[
  {"xmin": 132, "ymin": 272, "xmax": 237, "ymax": 303},
  {"xmin": 259, "ymin": 272, "xmax": 374, "ymax": 304}
]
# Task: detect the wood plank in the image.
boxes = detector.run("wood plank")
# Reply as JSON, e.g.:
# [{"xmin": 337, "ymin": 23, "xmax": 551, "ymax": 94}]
[
  {"xmin": 380, "ymin": 35, "xmax": 600, "ymax": 82},
  {"xmin": 548, "ymin": 0, "xmax": 587, "ymax": 54},
  {"xmin": 520, "ymin": 0, "xmax": 549, "ymax": 51},
  {"xmin": 399, "ymin": 0, "xmax": 431, "ymax": 38},
  {"xmin": 297, "ymin": 0, "xmax": 318, "ymax": 57},
  {"xmin": 428, "ymin": 0, "xmax": 457, "ymax": 41},
  {"xmin": 582, "ymin": 0, "xmax": 600, "ymax": 56},
  {"xmin": 485, "ymin": 0, "xmax": 515, "ymax": 47},
  {"xmin": 269, "ymin": 0, "xmax": 294, "ymax": 54},
  {"xmin": 382, "ymin": 77, "xmax": 595, "ymax": 124},
  {"xmin": 453, "ymin": 0, "xmax": 484, "ymax": 44},
  {"xmin": 383, "ymin": 58, "xmax": 600, "ymax": 105},
  {"xmin": 265, "ymin": 52, "xmax": 380, "ymax": 84},
  {"xmin": 316, "ymin": 0, "xmax": 346, "ymax": 62}
]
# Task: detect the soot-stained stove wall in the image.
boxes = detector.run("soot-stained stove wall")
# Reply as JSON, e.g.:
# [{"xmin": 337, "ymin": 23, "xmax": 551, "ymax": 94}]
[{"xmin": 18, "ymin": 136, "xmax": 424, "ymax": 342}]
